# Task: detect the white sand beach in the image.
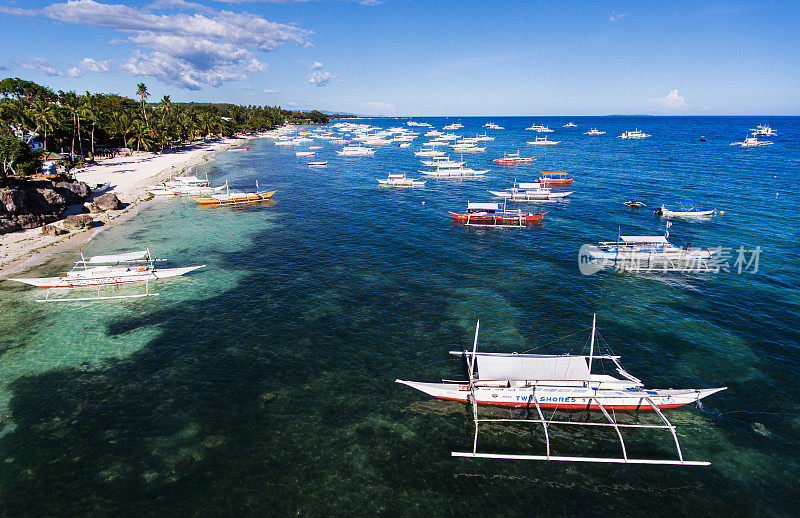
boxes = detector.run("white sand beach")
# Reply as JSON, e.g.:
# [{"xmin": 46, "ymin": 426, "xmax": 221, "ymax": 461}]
[{"xmin": 0, "ymin": 135, "xmax": 254, "ymax": 276}]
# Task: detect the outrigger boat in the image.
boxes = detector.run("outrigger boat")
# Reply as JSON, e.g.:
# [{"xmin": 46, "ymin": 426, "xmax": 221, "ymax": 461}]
[
  {"xmin": 583, "ymin": 224, "xmax": 716, "ymax": 272},
  {"xmin": 538, "ymin": 171, "xmax": 573, "ymax": 185},
  {"xmin": 449, "ymin": 202, "xmax": 547, "ymax": 226},
  {"xmin": 489, "ymin": 181, "xmax": 572, "ymax": 200},
  {"xmin": 227, "ymin": 146, "xmax": 249, "ymax": 152},
  {"xmin": 618, "ymin": 129, "xmax": 651, "ymax": 139},
  {"xmin": 493, "ymin": 152, "xmax": 535, "ymax": 165},
  {"xmin": 730, "ymin": 136, "xmax": 773, "ymax": 147},
  {"xmin": 9, "ymin": 249, "xmax": 204, "ymax": 302},
  {"xmin": 192, "ymin": 181, "xmax": 276, "ymax": 206},
  {"xmin": 377, "ymin": 174, "xmax": 426, "ymax": 187},
  {"xmin": 397, "ymin": 317, "xmax": 726, "ymax": 465},
  {"xmin": 584, "ymin": 128, "xmax": 606, "ymax": 135},
  {"xmin": 527, "ymin": 136, "xmax": 560, "ymax": 145},
  {"xmin": 655, "ymin": 202, "xmax": 716, "ymax": 218},
  {"xmin": 147, "ymin": 175, "xmax": 226, "ymax": 197}
]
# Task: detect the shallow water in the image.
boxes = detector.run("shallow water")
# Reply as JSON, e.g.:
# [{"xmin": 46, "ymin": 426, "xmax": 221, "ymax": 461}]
[{"xmin": 0, "ymin": 117, "xmax": 798, "ymax": 516}]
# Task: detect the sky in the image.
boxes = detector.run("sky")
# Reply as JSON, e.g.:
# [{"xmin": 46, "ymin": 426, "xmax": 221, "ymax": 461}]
[{"xmin": 0, "ymin": 0, "xmax": 798, "ymax": 116}]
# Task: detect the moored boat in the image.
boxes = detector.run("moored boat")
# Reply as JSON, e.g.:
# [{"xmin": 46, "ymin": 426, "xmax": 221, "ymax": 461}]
[
  {"xmin": 377, "ymin": 174, "xmax": 426, "ymax": 187},
  {"xmin": 527, "ymin": 136, "xmax": 560, "ymax": 145},
  {"xmin": 397, "ymin": 318, "xmax": 725, "ymax": 466},
  {"xmin": 489, "ymin": 181, "xmax": 572, "ymax": 200},
  {"xmin": 654, "ymin": 203, "xmax": 715, "ymax": 217},
  {"xmin": 493, "ymin": 152, "xmax": 535, "ymax": 164},
  {"xmin": 449, "ymin": 202, "xmax": 547, "ymax": 225},
  {"xmin": 193, "ymin": 182, "xmax": 276, "ymax": 205},
  {"xmin": 9, "ymin": 249, "xmax": 205, "ymax": 301},
  {"xmin": 618, "ymin": 129, "xmax": 651, "ymax": 139},
  {"xmin": 537, "ymin": 171, "xmax": 573, "ymax": 185}
]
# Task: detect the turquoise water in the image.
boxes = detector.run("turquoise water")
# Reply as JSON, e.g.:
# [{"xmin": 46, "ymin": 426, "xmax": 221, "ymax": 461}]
[{"xmin": 0, "ymin": 117, "xmax": 798, "ymax": 516}]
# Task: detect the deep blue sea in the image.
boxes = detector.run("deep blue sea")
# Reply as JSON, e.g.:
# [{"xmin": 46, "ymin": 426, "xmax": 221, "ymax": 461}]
[{"xmin": 1, "ymin": 116, "xmax": 798, "ymax": 516}]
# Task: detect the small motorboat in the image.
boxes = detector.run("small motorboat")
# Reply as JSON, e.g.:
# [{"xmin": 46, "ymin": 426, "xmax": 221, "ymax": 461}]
[
  {"xmin": 623, "ymin": 200, "xmax": 647, "ymax": 208},
  {"xmin": 699, "ymin": 136, "xmax": 707, "ymax": 142},
  {"xmin": 655, "ymin": 203, "xmax": 715, "ymax": 218}
]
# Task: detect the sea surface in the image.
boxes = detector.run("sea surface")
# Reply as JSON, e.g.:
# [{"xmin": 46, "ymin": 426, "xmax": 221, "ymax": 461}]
[{"xmin": 0, "ymin": 116, "xmax": 798, "ymax": 516}]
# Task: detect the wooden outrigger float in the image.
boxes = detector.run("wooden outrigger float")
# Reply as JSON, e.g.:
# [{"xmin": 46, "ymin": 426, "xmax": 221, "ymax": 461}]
[{"xmin": 397, "ymin": 316, "xmax": 725, "ymax": 466}]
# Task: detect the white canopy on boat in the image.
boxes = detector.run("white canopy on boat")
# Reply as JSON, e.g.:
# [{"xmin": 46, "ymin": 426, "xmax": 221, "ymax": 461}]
[
  {"xmin": 468, "ymin": 203, "xmax": 499, "ymax": 210},
  {"xmin": 475, "ymin": 354, "xmax": 590, "ymax": 381},
  {"xmin": 517, "ymin": 183, "xmax": 541, "ymax": 189},
  {"xmin": 87, "ymin": 251, "xmax": 150, "ymax": 264},
  {"xmin": 620, "ymin": 236, "xmax": 668, "ymax": 243}
]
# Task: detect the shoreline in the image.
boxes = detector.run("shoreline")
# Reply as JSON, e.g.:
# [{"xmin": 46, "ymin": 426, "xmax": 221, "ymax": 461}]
[{"xmin": 0, "ymin": 134, "xmax": 264, "ymax": 277}]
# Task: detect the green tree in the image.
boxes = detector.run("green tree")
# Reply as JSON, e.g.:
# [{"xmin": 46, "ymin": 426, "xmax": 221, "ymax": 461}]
[
  {"xmin": 30, "ymin": 97, "xmax": 56, "ymax": 151},
  {"xmin": 136, "ymin": 83, "xmax": 149, "ymax": 129},
  {"xmin": 0, "ymin": 135, "xmax": 39, "ymax": 182}
]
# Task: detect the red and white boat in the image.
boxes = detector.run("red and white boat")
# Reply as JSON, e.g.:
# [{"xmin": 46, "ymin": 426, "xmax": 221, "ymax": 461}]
[
  {"xmin": 449, "ymin": 202, "xmax": 547, "ymax": 225},
  {"xmin": 396, "ymin": 317, "xmax": 726, "ymax": 466},
  {"xmin": 493, "ymin": 152, "xmax": 535, "ymax": 165}
]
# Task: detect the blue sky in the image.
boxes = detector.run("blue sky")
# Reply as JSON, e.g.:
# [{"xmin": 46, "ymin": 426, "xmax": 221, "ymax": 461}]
[{"xmin": 0, "ymin": 0, "xmax": 798, "ymax": 115}]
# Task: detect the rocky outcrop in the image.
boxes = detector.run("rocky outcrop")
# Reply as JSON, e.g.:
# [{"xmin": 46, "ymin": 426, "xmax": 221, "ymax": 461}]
[
  {"xmin": 87, "ymin": 192, "xmax": 123, "ymax": 213},
  {"xmin": 41, "ymin": 224, "xmax": 68, "ymax": 236},
  {"xmin": 0, "ymin": 178, "xmax": 92, "ymax": 235},
  {"xmin": 63, "ymin": 214, "xmax": 94, "ymax": 230}
]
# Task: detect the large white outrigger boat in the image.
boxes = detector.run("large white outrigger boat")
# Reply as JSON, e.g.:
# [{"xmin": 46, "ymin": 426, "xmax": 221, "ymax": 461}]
[
  {"xmin": 10, "ymin": 249, "xmax": 204, "ymax": 302},
  {"xmin": 397, "ymin": 317, "xmax": 726, "ymax": 466},
  {"xmin": 489, "ymin": 181, "xmax": 572, "ymax": 201}
]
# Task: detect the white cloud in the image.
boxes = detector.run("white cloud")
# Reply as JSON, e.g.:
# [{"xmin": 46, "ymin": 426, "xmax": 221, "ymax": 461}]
[
  {"xmin": 361, "ymin": 101, "xmax": 395, "ymax": 114},
  {"xmin": 609, "ymin": 10, "xmax": 626, "ymax": 22},
  {"xmin": 2, "ymin": 0, "xmax": 311, "ymax": 89},
  {"xmin": 79, "ymin": 57, "xmax": 112, "ymax": 72},
  {"xmin": 311, "ymin": 61, "xmax": 323, "ymax": 69},
  {"xmin": 307, "ymin": 71, "xmax": 340, "ymax": 87},
  {"xmin": 647, "ymin": 89, "xmax": 689, "ymax": 112},
  {"xmin": 263, "ymin": 89, "xmax": 279, "ymax": 94},
  {"xmin": 12, "ymin": 56, "xmax": 112, "ymax": 77}
]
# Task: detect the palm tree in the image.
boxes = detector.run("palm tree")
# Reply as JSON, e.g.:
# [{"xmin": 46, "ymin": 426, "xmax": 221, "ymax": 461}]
[
  {"xmin": 128, "ymin": 118, "xmax": 152, "ymax": 152},
  {"xmin": 136, "ymin": 83, "xmax": 149, "ymax": 129},
  {"xmin": 81, "ymin": 92, "xmax": 100, "ymax": 160},
  {"xmin": 30, "ymin": 97, "xmax": 56, "ymax": 151},
  {"xmin": 109, "ymin": 112, "xmax": 132, "ymax": 150},
  {"xmin": 61, "ymin": 91, "xmax": 83, "ymax": 160},
  {"xmin": 158, "ymin": 95, "xmax": 172, "ymax": 125}
]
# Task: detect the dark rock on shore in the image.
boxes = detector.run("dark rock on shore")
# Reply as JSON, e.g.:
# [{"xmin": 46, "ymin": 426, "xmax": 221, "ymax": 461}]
[
  {"xmin": 41, "ymin": 224, "xmax": 68, "ymax": 236},
  {"xmin": 0, "ymin": 178, "xmax": 92, "ymax": 235},
  {"xmin": 87, "ymin": 192, "xmax": 123, "ymax": 213},
  {"xmin": 63, "ymin": 214, "xmax": 94, "ymax": 230}
]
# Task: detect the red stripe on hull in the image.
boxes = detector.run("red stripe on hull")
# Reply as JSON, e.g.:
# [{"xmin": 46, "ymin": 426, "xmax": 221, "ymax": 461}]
[{"xmin": 433, "ymin": 395, "xmax": 689, "ymax": 411}]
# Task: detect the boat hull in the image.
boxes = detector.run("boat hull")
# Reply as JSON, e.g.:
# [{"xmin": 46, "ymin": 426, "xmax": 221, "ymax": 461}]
[
  {"xmin": 396, "ymin": 380, "xmax": 726, "ymax": 411},
  {"xmin": 450, "ymin": 211, "xmax": 547, "ymax": 224},
  {"xmin": 489, "ymin": 190, "xmax": 572, "ymax": 200},
  {"xmin": 193, "ymin": 190, "xmax": 276, "ymax": 205},
  {"xmin": 10, "ymin": 265, "xmax": 205, "ymax": 289}
]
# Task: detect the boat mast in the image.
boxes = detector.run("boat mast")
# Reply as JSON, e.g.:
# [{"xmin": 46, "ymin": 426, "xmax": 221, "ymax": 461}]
[{"xmin": 587, "ymin": 313, "xmax": 596, "ymax": 383}]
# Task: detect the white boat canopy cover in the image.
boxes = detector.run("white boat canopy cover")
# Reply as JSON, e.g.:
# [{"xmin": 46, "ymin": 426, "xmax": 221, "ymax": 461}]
[
  {"xmin": 517, "ymin": 183, "xmax": 541, "ymax": 189},
  {"xmin": 472, "ymin": 353, "xmax": 590, "ymax": 381},
  {"xmin": 468, "ymin": 203, "xmax": 499, "ymax": 210},
  {"xmin": 87, "ymin": 251, "xmax": 150, "ymax": 264},
  {"xmin": 620, "ymin": 236, "xmax": 668, "ymax": 244}
]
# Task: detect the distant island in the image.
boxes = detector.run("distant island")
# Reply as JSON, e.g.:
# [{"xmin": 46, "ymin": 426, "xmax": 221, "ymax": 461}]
[{"xmin": 0, "ymin": 77, "xmax": 354, "ymax": 181}]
